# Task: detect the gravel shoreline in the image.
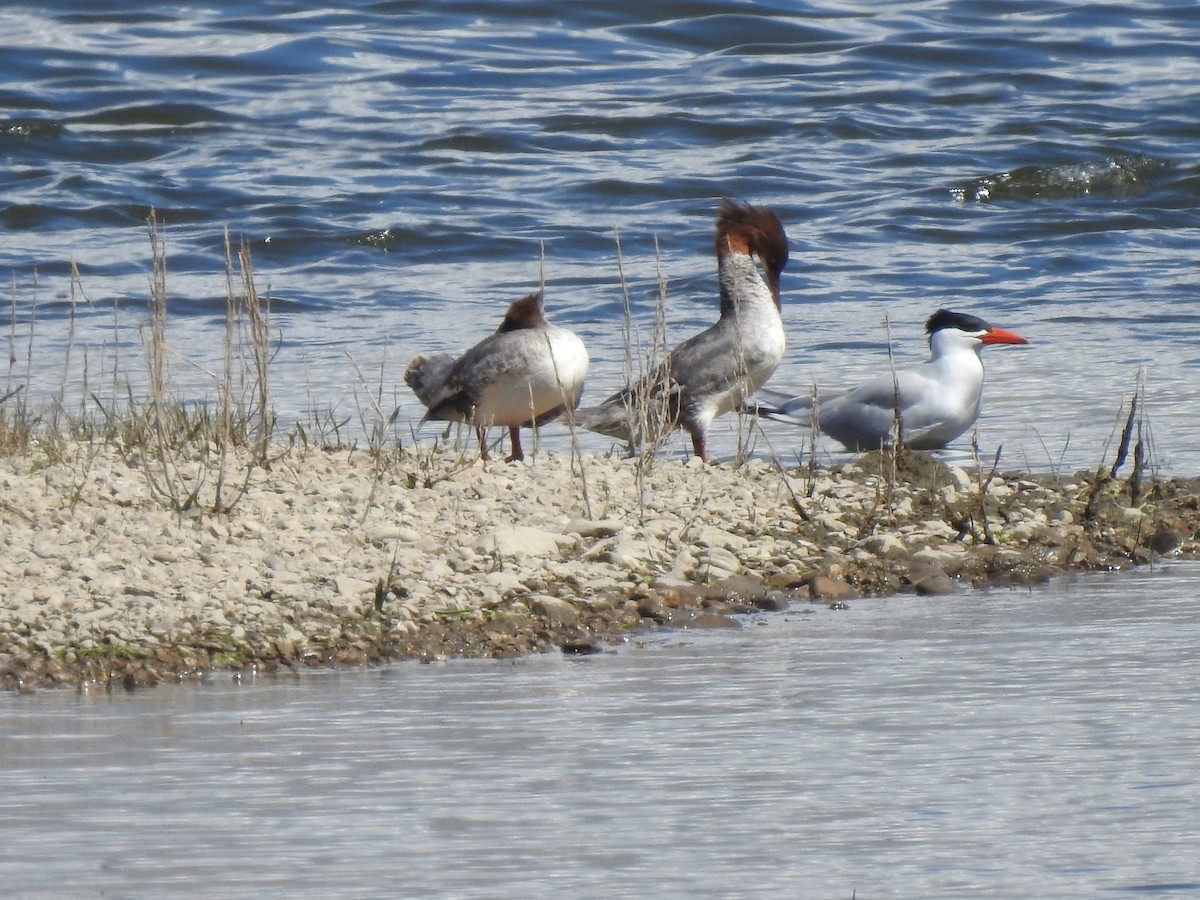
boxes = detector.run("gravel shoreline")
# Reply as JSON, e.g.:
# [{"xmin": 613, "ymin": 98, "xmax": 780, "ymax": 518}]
[{"xmin": 3, "ymin": 441, "xmax": 1197, "ymax": 691}]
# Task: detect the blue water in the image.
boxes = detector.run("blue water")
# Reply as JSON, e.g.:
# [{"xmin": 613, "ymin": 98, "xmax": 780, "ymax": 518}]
[
  {"xmin": 4, "ymin": 4, "xmax": 1200, "ymax": 896},
  {"xmin": 2, "ymin": 0, "xmax": 1199, "ymax": 472},
  {"xmin": 3, "ymin": 562, "xmax": 1199, "ymax": 898}
]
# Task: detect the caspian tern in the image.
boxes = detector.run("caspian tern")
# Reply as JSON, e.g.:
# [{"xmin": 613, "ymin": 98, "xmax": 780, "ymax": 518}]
[
  {"xmin": 574, "ymin": 198, "xmax": 788, "ymax": 463},
  {"xmin": 748, "ymin": 309, "xmax": 1029, "ymax": 451},
  {"xmin": 405, "ymin": 289, "xmax": 589, "ymax": 462}
]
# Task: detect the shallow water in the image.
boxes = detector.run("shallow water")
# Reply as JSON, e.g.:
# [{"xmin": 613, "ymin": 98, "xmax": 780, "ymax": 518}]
[
  {"xmin": 2, "ymin": 0, "xmax": 1199, "ymax": 472},
  {"xmin": 3, "ymin": 562, "xmax": 1199, "ymax": 897},
  {"xmin": 4, "ymin": 6, "xmax": 1200, "ymax": 895}
]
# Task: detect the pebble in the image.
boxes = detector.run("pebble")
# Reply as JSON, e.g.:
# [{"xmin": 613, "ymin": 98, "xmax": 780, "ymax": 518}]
[
  {"xmin": 334, "ymin": 575, "xmax": 375, "ymax": 597},
  {"xmin": 530, "ymin": 596, "xmax": 579, "ymax": 626},
  {"xmin": 810, "ymin": 574, "xmax": 859, "ymax": 601},
  {"xmin": 1, "ymin": 442, "xmax": 1196, "ymax": 689},
  {"xmin": 474, "ymin": 525, "xmax": 567, "ymax": 559},
  {"xmin": 907, "ymin": 565, "xmax": 956, "ymax": 596},
  {"xmin": 567, "ymin": 518, "xmax": 624, "ymax": 538}
]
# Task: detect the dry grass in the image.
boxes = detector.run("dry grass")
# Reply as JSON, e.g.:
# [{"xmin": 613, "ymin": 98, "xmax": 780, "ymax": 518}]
[
  {"xmin": 2, "ymin": 217, "xmax": 1165, "ymax": 530},
  {"xmin": 0, "ymin": 212, "xmax": 608, "ymax": 519},
  {"xmin": 608, "ymin": 232, "xmax": 681, "ymax": 521},
  {"xmin": 0, "ymin": 212, "xmax": 405, "ymax": 514},
  {"xmin": 610, "ymin": 231, "xmax": 677, "ymax": 467}
]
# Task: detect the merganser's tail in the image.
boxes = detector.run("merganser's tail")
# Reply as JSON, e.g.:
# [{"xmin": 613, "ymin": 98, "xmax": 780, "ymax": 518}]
[
  {"xmin": 571, "ymin": 380, "xmax": 683, "ymax": 446},
  {"xmin": 571, "ymin": 401, "xmax": 635, "ymax": 443},
  {"xmin": 741, "ymin": 385, "xmax": 816, "ymax": 427}
]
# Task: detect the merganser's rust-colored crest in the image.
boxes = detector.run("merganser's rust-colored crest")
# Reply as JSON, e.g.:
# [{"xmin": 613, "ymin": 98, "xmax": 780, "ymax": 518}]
[
  {"xmin": 715, "ymin": 198, "xmax": 789, "ymax": 309},
  {"xmin": 574, "ymin": 197, "xmax": 789, "ymax": 463},
  {"xmin": 404, "ymin": 288, "xmax": 589, "ymax": 463},
  {"xmin": 496, "ymin": 290, "xmax": 547, "ymax": 333}
]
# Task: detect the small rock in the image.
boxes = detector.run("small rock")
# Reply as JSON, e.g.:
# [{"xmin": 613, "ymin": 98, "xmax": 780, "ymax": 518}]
[
  {"xmin": 810, "ymin": 574, "xmax": 858, "ymax": 601},
  {"xmin": 908, "ymin": 565, "xmax": 955, "ymax": 596},
  {"xmin": 334, "ymin": 575, "xmax": 375, "ymax": 597},
  {"xmin": 604, "ymin": 537, "xmax": 657, "ymax": 572},
  {"xmin": 1117, "ymin": 506, "xmax": 1145, "ymax": 523},
  {"xmin": 566, "ymin": 519, "xmax": 624, "ymax": 538},
  {"xmin": 693, "ymin": 526, "xmax": 750, "ymax": 552},
  {"xmin": 1147, "ymin": 529, "xmax": 1184, "ymax": 555},
  {"xmin": 711, "ymin": 574, "xmax": 767, "ymax": 602},
  {"xmin": 475, "ymin": 526, "xmax": 569, "ymax": 559},
  {"xmin": 690, "ymin": 612, "xmax": 742, "ymax": 629},
  {"xmin": 479, "ymin": 570, "xmax": 525, "ymax": 595},
  {"xmin": 857, "ymin": 533, "xmax": 909, "ymax": 559},
  {"xmin": 751, "ymin": 592, "xmax": 791, "ymax": 612},
  {"xmin": 367, "ymin": 525, "xmax": 419, "ymax": 543},
  {"xmin": 561, "ymin": 641, "xmax": 603, "ymax": 655},
  {"xmin": 530, "ymin": 596, "xmax": 579, "ymax": 626},
  {"xmin": 637, "ymin": 596, "xmax": 671, "ymax": 623},
  {"xmin": 695, "ymin": 546, "xmax": 741, "ymax": 577},
  {"xmin": 948, "ymin": 466, "xmax": 974, "ymax": 492}
]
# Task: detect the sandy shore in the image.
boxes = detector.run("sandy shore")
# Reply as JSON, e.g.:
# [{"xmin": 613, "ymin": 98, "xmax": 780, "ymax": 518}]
[{"xmin": 2, "ymin": 441, "xmax": 1196, "ymax": 691}]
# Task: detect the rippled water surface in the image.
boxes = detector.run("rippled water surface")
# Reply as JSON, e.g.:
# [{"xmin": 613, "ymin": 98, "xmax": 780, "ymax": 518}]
[
  {"xmin": 2, "ymin": 0, "xmax": 1199, "ymax": 471},
  {"xmin": 4, "ymin": 4, "xmax": 1200, "ymax": 896},
  {"xmin": 3, "ymin": 563, "xmax": 1200, "ymax": 897}
]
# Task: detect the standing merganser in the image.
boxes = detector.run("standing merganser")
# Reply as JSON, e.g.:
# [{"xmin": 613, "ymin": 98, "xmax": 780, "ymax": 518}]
[
  {"xmin": 574, "ymin": 198, "xmax": 788, "ymax": 463},
  {"xmin": 748, "ymin": 309, "xmax": 1029, "ymax": 451},
  {"xmin": 405, "ymin": 289, "xmax": 589, "ymax": 462}
]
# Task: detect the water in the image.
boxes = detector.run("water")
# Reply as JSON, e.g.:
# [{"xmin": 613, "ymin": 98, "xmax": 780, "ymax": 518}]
[
  {"xmin": 4, "ymin": 4, "xmax": 1200, "ymax": 895},
  {"xmin": 3, "ymin": 562, "xmax": 1199, "ymax": 897},
  {"xmin": 2, "ymin": 0, "xmax": 1199, "ymax": 472}
]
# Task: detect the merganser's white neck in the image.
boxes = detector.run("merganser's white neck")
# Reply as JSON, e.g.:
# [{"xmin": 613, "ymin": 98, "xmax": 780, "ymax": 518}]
[{"xmin": 718, "ymin": 250, "xmax": 776, "ymax": 319}]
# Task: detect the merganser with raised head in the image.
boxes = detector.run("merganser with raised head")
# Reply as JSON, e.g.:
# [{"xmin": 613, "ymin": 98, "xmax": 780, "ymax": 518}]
[
  {"xmin": 405, "ymin": 289, "xmax": 589, "ymax": 462},
  {"xmin": 575, "ymin": 198, "xmax": 788, "ymax": 463},
  {"xmin": 748, "ymin": 309, "xmax": 1028, "ymax": 451}
]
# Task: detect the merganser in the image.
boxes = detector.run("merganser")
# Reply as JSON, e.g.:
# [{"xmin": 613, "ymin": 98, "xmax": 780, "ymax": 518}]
[
  {"xmin": 405, "ymin": 289, "xmax": 589, "ymax": 462},
  {"xmin": 574, "ymin": 198, "xmax": 788, "ymax": 463},
  {"xmin": 749, "ymin": 309, "xmax": 1029, "ymax": 451}
]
